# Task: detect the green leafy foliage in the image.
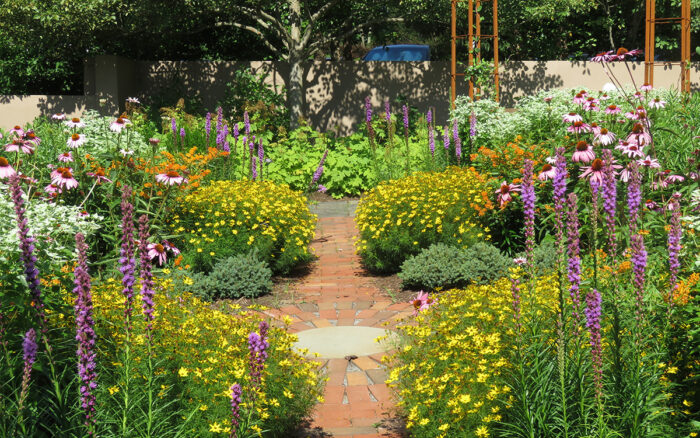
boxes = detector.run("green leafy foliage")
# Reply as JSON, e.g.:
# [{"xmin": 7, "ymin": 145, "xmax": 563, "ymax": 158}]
[
  {"xmin": 190, "ymin": 249, "xmax": 273, "ymax": 300},
  {"xmin": 398, "ymin": 243, "xmax": 472, "ymax": 290},
  {"xmin": 462, "ymin": 242, "xmax": 512, "ymax": 285}
]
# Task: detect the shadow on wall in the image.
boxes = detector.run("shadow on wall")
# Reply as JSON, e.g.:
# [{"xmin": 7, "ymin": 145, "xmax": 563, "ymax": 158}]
[
  {"xmin": 0, "ymin": 95, "xmax": 100, "ymax": 130},
  {"xmin": 499, "ymin": 61, "xmax": 564, "ymax": 107}
]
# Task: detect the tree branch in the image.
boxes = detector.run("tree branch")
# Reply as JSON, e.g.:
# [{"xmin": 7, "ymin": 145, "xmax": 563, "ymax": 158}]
[
  {"xmin": 237, "ymin": 6, "xmax": 291, "ymax": 50},
  {"xmin": 306, "ymin": 17, "xmax": 404, "ymax": 56},
  {"xmin": 215, "ymin": 21, "xmax": 285, "ymax": 58}
]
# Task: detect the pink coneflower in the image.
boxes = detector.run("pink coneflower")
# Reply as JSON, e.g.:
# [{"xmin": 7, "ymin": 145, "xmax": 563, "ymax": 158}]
[
  {"xmin": 5, "ymin": 139, "xmax": 34, "ymax": 154},
  {"xmin": 599, "ymin": 93, "xmax": 611, "ymax": 101},
  {"xmin": 109, "ymin": 117, "xmax": 131, "ymax": 133},
  {"xmin": 538, "ymin": 163, "xmax": 556, "ymax": 181},
  {"xmin": 44, "ymin": 183, "xmax": 61, "ymax": 196},
  {"xmin": 545, "ymin": 156, "xmax": 557, "ymax": 164},
  {"xmin": 595, "ymin": 128, "xmax": 616, "ymax": 145},
  {"xmin": 57, "ymin": 151, "xmax": 73, "ymax": 162},
  {"xmin": 411, "ymin": 291, "xmax": 436, "ymax": 316},
  {"xmin": 624, "ymin": 110, "xmax": 639, "ymax": 120},
  {"xmin": 52, "ymin": 168, "xmax": 79, "ymax": 190},
  {"xmin": 567, "ymin": 121, "xmax": 591, "ymax": 134},
  {"xmin": 572, "ymin": 141, "xmax": 595, "ymax": 163},
  {"xmin": 605, "ymin": 104, "xmax": 621, "ymax": 115},
  {"xmin": 635, "ymin": 106, "xmax": 648, "ymax": 119},
  {"xmin": 496, "ymin": 181, "xmax": 520, "ymax": 207},
  {"xmin": 580, "ymin": 158, "xmax": 606, "ymax": 184},
  {"xmin": 613, "ymin": 47, "xmax": 642, "ymax": 61},
  {"xmin": 155, "ymin": 169, "xmax": 187, "ymax": 186},
  {"xmin": 665, "ymin": 173, "xmax": 684, "ymax": 184},
  {"xmin": 65, "ymin": 117, "xmax": 85, "ymax": 129},
  {"xmin": 23, "ymin": 131, "xmax": 40, "ymax": 145},
  {"xmin": 51, "ymin": 113, "xmax": 66, "ymax": 121},
  {"xmin": 589, "ymin": 121, "xmax": 602, "ymax": 135},
  {"xmin": 637, "ymin": 156, "xmax": 661, "ymax": 168},
  {"xmin": 640, "ymin": 83, "xmax": 653, "ymax": 92},
  {"xmin": 86, "ymin": 168, "xmax": 111, "ymax": 184},
  {"xmin": 616, "ymin": 141, "xmax": 645, "ymax": 158},
  {"xmin": 627, "ymin": 123, "xmax": 652, "ymax": 146},
  {"xmin": 0, "ymin": 156, "xmax": 16, "ymax": 178},
  {"xmin": 119, "ymin": 149, "xmax": 134, "ymax": 157},
  {"xmin": 591, "ymin": 51, "xmax": 614, "ymax": 63},
  {"xmin": 632, "ymin": 91, "xmax": 644, "ymax": 101},
  {"xmin": 148, "ymin": 138, "xmax": 160, "ymax": 147},
  {"xmin": 147, "ymin": 243, "xmax": 167, "ymax": 266},
  {"xmin": 66, "ymin": 133, "xmax": 86, "ymax": 149},
  {"xmin": 563, "ymin": 112, "xmax": 583, "ymax": 123},
  {"xmin": 544, "ymin": 96, "xmax": 553, "ymax": 103},
  {"xmin": 126, "ymin": 97, "xmax": 140, "ymax": 104},
  {"xmin": 583, "ymin": 97, "xmax": 600, "ymax": 111},
  {"xmin": 162, "ymin": 240, "xmax": 180, "ymax": 256},
  {"xmin": 573, "ymin": 93, "xmax": 586, "ymax": 105},
  {"xmin": 648, "ymin": 98, "xmax": 666, "ymax": 109},
  {"xmin": 9, "ymin": 125, "xmax": 24, "ymax": 137}
]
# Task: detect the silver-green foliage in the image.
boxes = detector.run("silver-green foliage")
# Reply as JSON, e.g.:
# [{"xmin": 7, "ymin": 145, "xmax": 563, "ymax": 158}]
[{"xmin": 190, "ymin": 249, "xmax": 273, "ymax": 300}]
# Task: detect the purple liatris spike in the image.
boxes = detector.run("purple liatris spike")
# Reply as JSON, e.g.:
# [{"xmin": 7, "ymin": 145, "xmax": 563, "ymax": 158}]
[
  {"xmin": 584, "ymin": 289, "xmax": 603, "ymax": 398},
  {"xmin": 258, "ymin": 139, "xmax": 264, "ymax": 163},
  {"xmin": 522, "ymin": 159, "xmax": 536, "ymax": 269},
  {"xmin": 205, "ymin": 112, "xmax": 211, "ymax": 144},
  {"xmin": 229, "ymin": 383, "xmax": 242, "ymax": 438},
  {"xmin": 9, "ymin": 175, "xmax": 47, "ymax": 331},
  {"xmin": 403, "ymin": 104, "xmax": 409, "ymax": 131},
  {"xmin": 553, "ymin": 147, "xmax": 567, "ymax": 253},
  {"xmin": 244, "ymin": 111, "xmax": 250, "ymax": 136},
  {"xmin": 251, "ymin": 156, "xmax": 257, "ymax": 180},
  {"xmin": 18, "ymin": 328, "xmax": 37, "ymax": 411},
  {"xmin": 138, "ymin": 216, "xmax": 155, "ymax": 337},
  {"xmin": 627, "ymin": 162, "xmax": 642, "ymax": 231},
  {"xmin": 216, "ymin": 106, "xmax": 223, "ymax": 133},
  {"xmin": 171, "ymin": 118, "xmax": 177, "ymax": 134},
  {"xmin": 180, "ymin": 127, "xmax": 185, "ymax": 146},
  {"xmin": 248, "ymin": 322, "xmax": 269, "ymax": 391},
  {"xmin": 469, "ymin": 112, "xmax": 477, "ymax": 138},
  {"xmin": 428, "ymin": 114, "xmax": 435, "ymax": 156},
  {"xmin": 443, "ymin": 125, "xmax": 450, "ymax": 151},
  {"xmin": 567, "ymin": 193, "xmax": 582, "ymax": 332},
  {"xmin": 667, "ymin": 198, "xmax": 682, "ymax": 305},
  {"xmin": 385, "ymin": 100, "xmax": 391, "ymax": 123},
  {"xmin": 365, "ymin": 96, "xmax": 372, "ymax": 123},
  {"xmin": 631, "ymin": 233, "xmax": 647, "ymax": 322},
  {"xmin": 73, "ymin": 233, "xmax": 97, "ymax": 430},
  {"xmin": 233, "ymin": 122, "xmax": 239, "ymax": 144},
  {"xmin": 119, "ymin": 186, "xmax": 136, "ymax": 335},
  {"xmin": 452, "ymin": 119, "xmax": 459, "ymax": 142},
  {"xmin": 426, "ymin": 109, "xmax": 432, "ymax": 125},
  {"xmin": 312, "ymin": 150, "xmax": 328, "ymax": 186},
  {"xmin": 601, "ymin": 149, "xmax": 617, "ymax": 258},
  {"xmin": 222, "ymin": 125, "xmax": 228, "ymax": 149}
]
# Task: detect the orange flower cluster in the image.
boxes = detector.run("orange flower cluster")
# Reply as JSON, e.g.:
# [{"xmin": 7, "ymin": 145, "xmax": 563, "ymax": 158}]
[
  {"xmin": 139, "ymin": 146, "xmax": 229, "ymax": 191},
  {"xmin": 670, "ymin": 273, "xmax": 699, "ymax": 305},
  {"xmin": 472, "ymin": 136, "xmax": 550, "ymax": 181}
]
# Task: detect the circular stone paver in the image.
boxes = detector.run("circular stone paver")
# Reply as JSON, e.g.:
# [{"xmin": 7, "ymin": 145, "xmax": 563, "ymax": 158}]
[{"xmin": 294, "ymin": 326, "xmax": 398, "ymax": 359}]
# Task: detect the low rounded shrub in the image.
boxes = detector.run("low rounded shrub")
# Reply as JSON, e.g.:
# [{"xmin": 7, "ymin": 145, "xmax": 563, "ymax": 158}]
[
  {"xmin": 398, "ymin": 243, "xmax": 471, "ymax": 290},
  {"xmin": 462, "ymin": 242, "xmax": 512, "ymax": 285},
  {"xmin": 355, "ymin": 166, "xmax": 494, "ymax": 273},
  {"xmin": 191, "ymin": 249, "xmax": 273, "ymax": 300},
  {"xmin": 170, "ymin": 180, "xmax": 316, "ymax": 274}
]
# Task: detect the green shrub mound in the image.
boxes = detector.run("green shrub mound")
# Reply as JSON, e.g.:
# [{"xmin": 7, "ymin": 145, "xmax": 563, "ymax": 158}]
[
  {"xmin": 399, "ymin": 242, "xmax": 511, "ymax": 290},
  {"xmin": 191, "ymin": 249, "xmax": 273, "ymax": 300}
]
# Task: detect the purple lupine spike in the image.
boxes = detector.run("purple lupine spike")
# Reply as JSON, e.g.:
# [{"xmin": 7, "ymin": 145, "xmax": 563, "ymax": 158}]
[
  {"xmin": 179, "ymin": 127, "xmax": 186, "ymax": 147},
  {"xmin": 216, "ymin": 106, "xmax": 223, "ymax": 134},
  {"xmin": 567, "ymin": 193, "xmax": 582, "ymax": 333},
  {"xmin": 522, "ymin": 160, "xmax": 536, "ymax": 269},
  {"xmin": 553, "ymin": 148, "xmax": 568, "ymax": 254},
  {"xmin": 171, "ymin": 118, "xmax": 177, "ymax": 134},
  {"xmin": 627, "ymin": 162, "xmax": 642, "ymax": 231},
  {"xmin": 18, "ymin": 328, "xmax": 37, "ymax": 412},
  {"xmin": 667, "ymin": 198, "xmax": 682, "ymax": 307},
  {"xmin": 119, "ymin": 186, "xmax": 136, "ymax": 336},
  {"xmin": 73, "ymin": 233, "xmax": 97, "ymax": 432},
  {"xmin": 244, "ymin": 111, "xmax": 250, "ymax": 136},
  {"xmin": 205, "ymin": 113, "xmax": 211, "ymax": 145},
  {"xmin": 312, "ymin": 150, "xmax": 328, "ymax": 186},
  {"xmin": 138, "ymin": 215, "xmax": 155, "ymax": 338},
  {"xmin": 229, "ymin": 383, "xmax": 242, "ymax": 438},
  {"xmin": 251, "ymin": 156, "xmax": 257, "ymax": 180},
  {"xmin": 9, "ymin": 175, "xmax": 47, "ymax": 331},
  {"xmin": 385, "ymin": 100, "xmax": 391, "ymax": 123},
  {"xmin": 403, "ymin": 105, "xmax": 409, "ymax": 131},
  {"xmin": 584, "ymin": 289, "xmax": 603, "ymax": 399},
  {"xmin": 428, "ymin": 112, "xmax": 435, "ymax": 157},
  {"xmin": 469, "ymin": 112, "xmax": 477, "ymax": 138},
  {"xmin": 601, "ymin": 149, "xmax": 617, "ymax": 259},
  {"xmin": 631, "ymin": 233, "xmax": 647, "ymax": 322},
  {"xmin": 222, "ymin": 124, "xmax": 229, "ymax": 152},
  {"xmin": 248, "ymin": 324, "xmax": 269, "ymax": 392},
  {"xmin": 510, "ymin": 278, "xmax": 522, "ymax": 331},
  {"xmin": 365, "ymin": 97, "xmax": 372, "ymax": 123},
  {"xmin": 443, "ymin": 125, "xmax": 450, "ymax": 151}
]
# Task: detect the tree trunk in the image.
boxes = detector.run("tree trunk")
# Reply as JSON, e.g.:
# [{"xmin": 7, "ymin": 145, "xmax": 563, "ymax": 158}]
[{"xmin": 288, "ymin": 56, "xmax": 304, "ymax": 129}]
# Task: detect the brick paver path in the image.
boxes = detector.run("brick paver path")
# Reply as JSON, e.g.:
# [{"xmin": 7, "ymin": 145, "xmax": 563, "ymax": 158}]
[{"xmin": 265, "ymin": 213, "xmax": 413, "ymax": 437}]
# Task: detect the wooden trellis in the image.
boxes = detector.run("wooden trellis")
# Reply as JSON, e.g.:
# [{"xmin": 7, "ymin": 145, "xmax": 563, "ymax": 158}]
[{"xmin": 645, "ymin": 0, "xmax": 691, "ymax": 92}]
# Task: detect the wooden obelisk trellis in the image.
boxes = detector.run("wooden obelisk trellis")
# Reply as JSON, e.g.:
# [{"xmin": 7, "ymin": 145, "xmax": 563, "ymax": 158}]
[
  {"xmin": 450, "ymin": 0, "xmax": 499, "ymax": 109},
  {"xmin": 645, "ymin": 0, "xmax": 691, "ymax": 93}
]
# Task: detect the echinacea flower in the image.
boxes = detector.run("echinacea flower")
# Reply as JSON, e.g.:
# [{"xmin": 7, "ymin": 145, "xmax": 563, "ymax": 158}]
[
  {"xmin": 627, "ymin": 123, "xmax": 652, "ymax": 146},
  {"xmin": 119, "ymin": 149, "xmax": 134, "ymax": 157},
  {"xmin": 51, "ymin": 168, "xmax": 79, "ymax": 190},
  {"xmin": 572, "ymin": 141, "xmax": 595, "ymax": 163},
  {"xmin": 583, "ymin": 97, "xmax": 600, "ymax": 111},
  {"xmin": 605, "ymin": 104, "xmax": 621, "ymax": 115},
  {"xmin": 9, "ymin": 125, "xmax": 24, "ymax": 137},
  {"xmin": 5, "ymin": 139, "xmax": 34, "ymax": 154},
  {"xmin": 648, "ymin": 98, "xmax": 666, "ymax": 109},
  {"xmin": 86, "ymin": 168, "xmax": 111, "ymax": 184},
  {"xmin": 0, "ymin": 156, "xmax": 16, "ymax": 178},
  {"xmin": 110, "ymin": 117, "xmax": 131, "ymax": 133},
  {"xmin": 411, "ymin": 291, "xmax": 436, "ymax": 315},
  {"xmin": 147, "ymin": 243, "xmax": 168, "ymax": 265},
  {"xmin": 567, "ymin": 121, "xmax": 591, "ymax": 134},
  {"xmin": 599, "ymin": 93, "xmax": 611, "ymax": 101},
  {"xmin": 624, "ymin": 110, "xmax": 639, "ymax": 120},
  {"xmin": 616, "ymin": 141, "xmax": 645, "ymax": 158},
  {"xmin": 57, "ymin": 151, "xmax": 73, "ymax": 162},
  {"xmin": 126, "ymin": 97, "xmax": 140, "ymax": 104},
  {"xmin": 66, "ymin": 133, "xmax": 86, "ymax": 149},
  {"xmin": 562, "ymin": 112, "xmax": 582, "ymax": 123},
  {"xmin": 538, "ymin": 163, "xmax": 556, "ymax": 181},
  {"xmin": 612, "ymin": 47, "xmax": 642, "ymax": 61},
  {"xmin": 155, "ymin": 170, "xmax": 187, "ymax": 186},
  {"xmin": 51, "ymin": 113, "xmax": 66, "ymax": 120},
  {"xmin": 640, "ymin": 83, "xmax": 653, "ymax": 92},
  {"xmin": 573, "ymin": 93, "xmax": 586, "ymax": 105},
  {"xmin": 496, "ymin": 181, "xmax": 520, "ymax": 207},
  {"xmin": 637, "ymin": 155, "xmax": 661, "ymax": 168},
  {"xmin": 65, "ymin": 117, "xmax": 86, "ymax": 129},
  {"xmin": 594, "ymin": 128, "xmax": 616, "ymax": 145},
  {"xmin": 632, "ymin": 91, "xmax": 644, "ymax": 101},
  {"xmin": 580, "ymin": 158, "xmax": 605, "ymax": 184},
  {"xmin": 162, "ymin": 240, "xmax": 180, "ymax": 256},
  {"xmin": 23, "ymin": 131, "xmax": 40, "ymax": 145},
  {"xmin": 591, "ymin": 51, "xmax": 614, "ymax": 63}
]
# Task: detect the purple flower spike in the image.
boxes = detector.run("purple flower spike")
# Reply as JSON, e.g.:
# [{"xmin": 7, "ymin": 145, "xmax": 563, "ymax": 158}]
[
  {"xmin": 469, "ymin": 112, "xmax": 477, "ymax": 138},
  {"xmin": 251, "ymin": 156, "xmax": 257, "ymax": 180},
  {"xmin": 248, "ymin": 322, "xmax": 269, "ymax": 393},
  {"xmin": 138, "ymin": 216, "xmax": 155, "ymax": 338},
  {"xmin": 567, "ymin": 193, "xmax": 582, "ymax": 333},
  {"xmin": 627, "ymin": 162, "xmax": 642, "ymax": 231},
  {"xmin": 365, "ymin": 96, "xmax": 372, "ymax": 123},
  {"xmin": 426, "ymin": 109, "xmax": 432, "ymax": 125},
  {"xmin": 443, "ymin": 125, "xmax": 450, "ymax": 151},
  {"xmin": 119, "ymin": 186, "xmax": 136, "ymax": 336},
  {"xmin": 229, "ymin": 383, "xmax": 242, "ymax": 438},
  {"xmin": 522, "ymin": 160, "xmax": 536, "ymax": 269},
  {"xmin": 216, "ymin": 106, "xmax": 223, "ymax": 134},
  {"xmin": 667, "ymin": 199, "xmax": 682, "ymax": 306},
  {"xmin": 428, "ymin": 111, "xmax": 435, "ymax": 157},
  {"xmin": 244, "ymin": 111, "xmax": 250, "ymax": 136},
  {"xmin": 631, "ymin": 233, "xmax": 647, "ymax": 322},
  {"xmin": 179, "ymin": 127, "xmax": 186, "ymax": 146},
  {"xmin": 403, "ymin": 105, "xmax": 409, "ymax": 131},
  {"xmin": 385, "ymin": 100, "xmax": 391, "ymax": 123},
  {"xmin": 170, "ymin": 118, "xmax": 177, "ymax": 134},
  {"xmin": 74, "ymin": 233, "xmax": 97, "ymax": 431},
  {"xmin": 18, "ymin": 328, "xmax": 37, "ymax": 412},
  {"xmin": 312, "ymin": 150, "xmax": 328, "ymax": 187},
  {"xmin": 205, "ymin": 113, "xmax": 211, "ymax": 145},
  {"xmin": 553, "ymin": 148, "xmax": 568, "ymax": 253},
  {"xmin": 584, "ymin": 289, "xmax": 603, "ymax": 398}
]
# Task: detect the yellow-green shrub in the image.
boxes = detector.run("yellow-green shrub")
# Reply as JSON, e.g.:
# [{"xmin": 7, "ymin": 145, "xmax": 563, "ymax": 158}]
[
  {"xmin": 170, "ymin": 180, "xmax": 316, "ymax": 274},
  {"xmin": 386, "ymin": 274, "xmax": 559, "ymax": 438},
  {"xmin": 355, "ymin": 166, "xmax": 495, "ymax": 273}
]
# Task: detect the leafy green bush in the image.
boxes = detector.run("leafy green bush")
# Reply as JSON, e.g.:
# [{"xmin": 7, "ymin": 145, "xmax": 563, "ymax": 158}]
[
  {"xmin": 219, "ymin": 66, "xmax": 288, "ymax": 130},
  {"xmin": 191, "ymin": 250, "xmax": 273, "ymax": 300},
  {"xmin": 398, "ymin": 243, "xmax": 471, "ymax": 290},
  {"xmin": 462, "ymin": 242, "xmax": 512, "ymax": 285},
  {"xmin": 356, "ymin": 167, "xmax": 494, "ymax": 273}
]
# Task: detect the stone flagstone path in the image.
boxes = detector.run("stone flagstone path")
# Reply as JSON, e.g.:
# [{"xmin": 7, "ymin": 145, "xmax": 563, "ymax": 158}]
[{"xmin": 261, "ymin": 202, "xmax": 413, "ymax": 437}]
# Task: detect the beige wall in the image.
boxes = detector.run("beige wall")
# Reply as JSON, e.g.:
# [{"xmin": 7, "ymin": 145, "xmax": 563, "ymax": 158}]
[{"xmin": 2, "ymin": 56, "xmax": 698, "ymax": 133}]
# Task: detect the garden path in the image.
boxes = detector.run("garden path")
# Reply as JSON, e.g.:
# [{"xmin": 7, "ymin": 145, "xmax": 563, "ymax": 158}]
[{"xmin": 263, "ymin": 201, "xmax": 412, "ymax": 438}]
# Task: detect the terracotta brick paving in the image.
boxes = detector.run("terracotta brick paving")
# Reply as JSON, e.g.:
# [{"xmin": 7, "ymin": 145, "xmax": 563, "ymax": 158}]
[{"xmin": 259, "ymin": 215, "xmax": 411, "ymax": 437}]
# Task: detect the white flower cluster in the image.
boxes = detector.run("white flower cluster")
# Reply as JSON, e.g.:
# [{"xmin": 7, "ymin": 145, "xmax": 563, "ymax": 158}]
[
  {"xmin": 681, "ymin": 188, "xmax": 700, "ymax": 268},
  {"xmin": 0, "ymin": 186, "xmax": 103, "ymax": 268},
  {"xmin": 76, "ymin": 110, "xmax": 151, "ymax": 157}
]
